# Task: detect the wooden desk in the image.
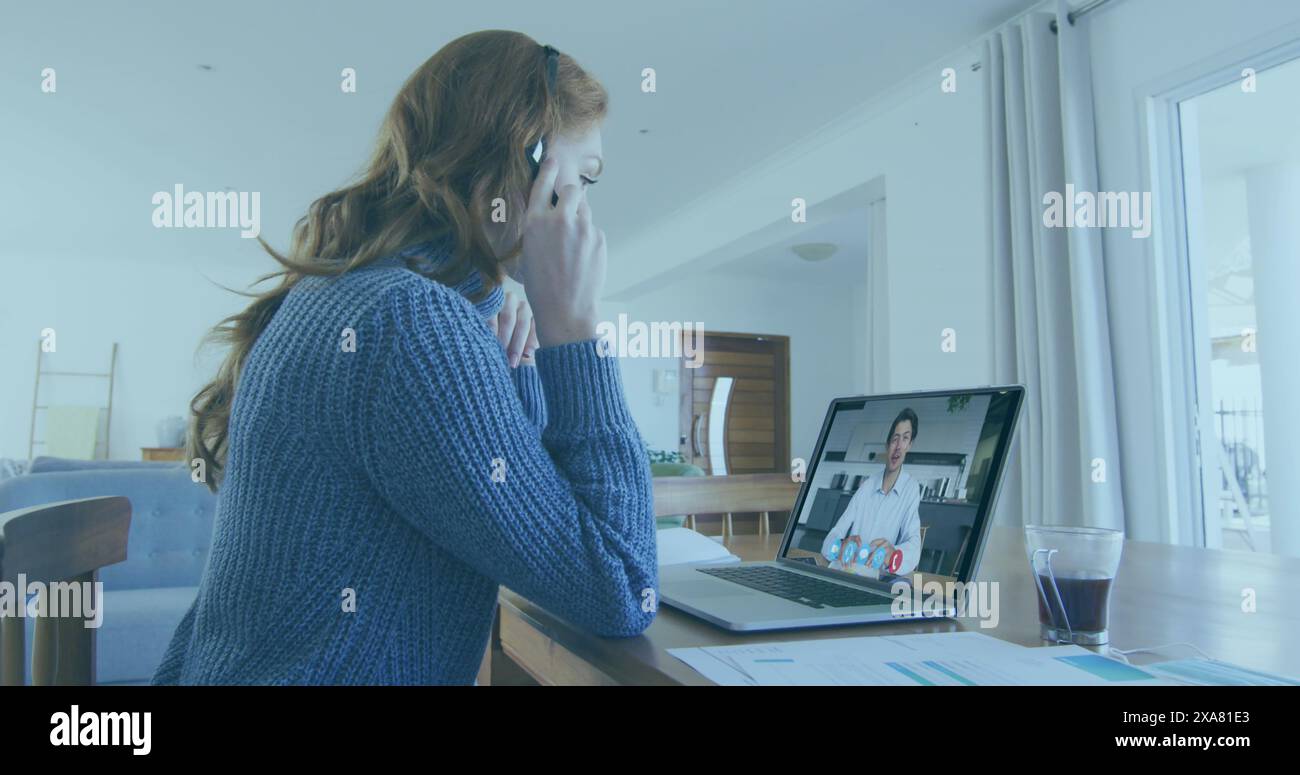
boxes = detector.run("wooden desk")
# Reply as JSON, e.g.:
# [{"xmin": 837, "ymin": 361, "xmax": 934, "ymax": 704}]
[{"xmin": 494, "ymin": 526, "xmax": 1300, "ymax": 685}]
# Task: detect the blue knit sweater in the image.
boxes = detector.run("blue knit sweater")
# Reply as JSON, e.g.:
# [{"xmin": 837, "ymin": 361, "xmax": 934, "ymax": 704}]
[{"xmin": 152, "ymin": 242, "xmax": 658, "ymax": 685}]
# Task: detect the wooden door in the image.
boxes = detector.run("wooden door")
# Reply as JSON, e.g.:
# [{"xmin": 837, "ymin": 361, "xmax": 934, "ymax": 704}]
[{"xmin": 678, "ymin": 332, "xmax": 790, "ymax": 475}]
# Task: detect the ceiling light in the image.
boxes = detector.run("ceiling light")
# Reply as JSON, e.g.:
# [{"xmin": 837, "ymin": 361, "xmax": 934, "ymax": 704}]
[{"xmin": 791, "ymin": 242, "xmax": 837, "ymax": 262}]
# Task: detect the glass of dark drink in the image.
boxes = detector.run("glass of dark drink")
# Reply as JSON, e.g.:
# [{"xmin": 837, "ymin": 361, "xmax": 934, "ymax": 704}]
[{"xmin": 1024, "ymin": 525, "xmax": 1123, "ymax": 646}]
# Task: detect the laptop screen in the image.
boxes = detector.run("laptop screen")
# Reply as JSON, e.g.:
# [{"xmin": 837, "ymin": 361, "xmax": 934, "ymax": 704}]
[{"xmin": 781, "ymin": 387, "xmax": 1022, "ymax": 585}]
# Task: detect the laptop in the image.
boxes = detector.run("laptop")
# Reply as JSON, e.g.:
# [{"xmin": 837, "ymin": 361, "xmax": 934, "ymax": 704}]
[{"xmin": 659, "ymin": 386, "xmax": 1024, "ymax": 631}]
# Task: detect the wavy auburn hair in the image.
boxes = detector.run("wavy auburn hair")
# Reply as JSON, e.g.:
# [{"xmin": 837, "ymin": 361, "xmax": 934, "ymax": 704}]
[{"xmin": 189, "ymin": 30, "xmax": 608, "ymax": 491}]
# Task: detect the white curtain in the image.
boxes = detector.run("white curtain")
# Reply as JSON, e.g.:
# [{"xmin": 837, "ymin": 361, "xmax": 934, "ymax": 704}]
[
  {"xmin": 986, "ymin": 1, "xmax": 1125, "ymax": 531},
  {"xmin": 865, "ymin": 197, "xmax": 889, "ymax": 394}
]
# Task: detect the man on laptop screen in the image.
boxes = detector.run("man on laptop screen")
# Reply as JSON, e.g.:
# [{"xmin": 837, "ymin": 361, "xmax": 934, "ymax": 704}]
[
  {"xmin": 818, "ymin": 408, "xmax": 922, "ymax": 576},
  {"xmin": 785, "ymin": 390, "xmax": 1020, "ymax": 585}
]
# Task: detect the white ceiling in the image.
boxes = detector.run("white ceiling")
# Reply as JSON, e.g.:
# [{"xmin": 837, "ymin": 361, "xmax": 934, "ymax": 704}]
[
  {"xmin": 0, "ymin": 0, "xmax": 1038, "ymax": 268},
  {"xmin": 712, "ymin": 210, "xmax": 874, "ymax": 285}
]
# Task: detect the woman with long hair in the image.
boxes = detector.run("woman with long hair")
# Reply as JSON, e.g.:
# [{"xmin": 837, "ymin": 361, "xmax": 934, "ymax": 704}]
[{"xmin": 152, "ymin": 30, "xmax": 656, "ymax": 685}]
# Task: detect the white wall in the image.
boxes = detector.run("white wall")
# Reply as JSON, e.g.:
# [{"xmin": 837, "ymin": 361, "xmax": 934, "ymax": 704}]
[
  {"xmin": 598, "ymin": 32, "xmax": 999, "ymax": 508},
  {"xmin": 605, "ymin": 47, "xmax": 994, "ymax": 396},
  {"xmin": 603, "ymin": 272, "xmax": 857, "ymax": 465},
  {"xmin": 600, "ymin": 30, "xmax": 1004, "ymax": 471},
  {"xmin": 0, "ymin": 246, "xmax": 271, "ymax": 462}
]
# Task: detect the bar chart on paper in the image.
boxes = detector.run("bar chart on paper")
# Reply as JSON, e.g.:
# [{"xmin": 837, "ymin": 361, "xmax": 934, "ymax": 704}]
[{"xmin": 668, "ymin": 632, "xmax": 1163, "ymax": 686}]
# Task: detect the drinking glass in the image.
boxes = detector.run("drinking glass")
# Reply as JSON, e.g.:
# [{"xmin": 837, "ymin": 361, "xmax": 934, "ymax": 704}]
[{"xmin": 1024, "ymin": 525, "xmax": 1124, "ymax": 645}]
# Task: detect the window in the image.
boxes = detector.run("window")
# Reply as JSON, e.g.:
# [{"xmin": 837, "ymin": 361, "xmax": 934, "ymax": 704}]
[{"xmin": 1178, "ymin": 56, "xmax": 1300, "ymax": 553}]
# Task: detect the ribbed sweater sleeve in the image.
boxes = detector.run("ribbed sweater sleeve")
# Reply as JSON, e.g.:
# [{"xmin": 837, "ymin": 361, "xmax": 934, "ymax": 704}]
[
  {"xmin": 358, "ymin": 278, "xmax": 658, "ymax": 637},
  {"xmin": 510, "ymin": 363, "xmax": 547, "ymax": 431}
]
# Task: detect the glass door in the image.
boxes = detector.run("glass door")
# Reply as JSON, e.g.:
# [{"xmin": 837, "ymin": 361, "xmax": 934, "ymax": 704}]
[{"xmin": 1177, "ymin": 56, "xmax": 1300, "ymax": 554}]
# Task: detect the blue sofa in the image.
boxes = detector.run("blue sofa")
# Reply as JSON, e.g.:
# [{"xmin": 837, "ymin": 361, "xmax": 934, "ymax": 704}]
[{"xmin": 0, "ymin": 457, "xmax": 215, "ymax": 684}]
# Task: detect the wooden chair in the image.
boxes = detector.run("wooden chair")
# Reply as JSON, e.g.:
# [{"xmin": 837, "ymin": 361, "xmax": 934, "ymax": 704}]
[
  {"xmin": 652, "ymin": 473, "xmax": 800, "ymax": 538},
  {"xmin": 0, "ymin": 496, "xmax": 131, "ymax": 686}
]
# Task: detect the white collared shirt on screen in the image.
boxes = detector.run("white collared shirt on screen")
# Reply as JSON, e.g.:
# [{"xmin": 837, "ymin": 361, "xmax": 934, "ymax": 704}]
[{"xmin": 819, "ymin": 469, "xmax": 922, "ymax": 575}]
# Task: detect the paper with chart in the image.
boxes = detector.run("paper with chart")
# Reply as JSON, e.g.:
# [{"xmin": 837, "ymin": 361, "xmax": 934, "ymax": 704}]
[
  {"xmin": 1141, "ymin": 658, "xmax": 1300, "ymax": 686},
  {"xmin": 669, "ymin": 632, "xmax": 1165, "ymax": 686}
]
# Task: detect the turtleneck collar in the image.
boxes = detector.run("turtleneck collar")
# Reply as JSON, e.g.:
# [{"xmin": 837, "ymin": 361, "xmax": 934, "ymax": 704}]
[{"xmin": 383, "ymin": 239, "xmax": 505, "ymax": 320}]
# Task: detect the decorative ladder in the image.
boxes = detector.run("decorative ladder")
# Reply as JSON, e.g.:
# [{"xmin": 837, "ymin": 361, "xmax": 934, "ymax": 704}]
[{"xmin": 27, "ymin": 341, "xmax": 118, "ymax": 463}]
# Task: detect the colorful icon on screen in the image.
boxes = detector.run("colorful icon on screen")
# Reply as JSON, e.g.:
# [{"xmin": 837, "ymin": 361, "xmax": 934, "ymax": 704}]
[
  {"xmin": 886, "ymin": 549, "xmax": 903, "ymax": 574},
  {"xmin": 839, "ymin": 542, "xmax": 858, "ymax": 565},
  {"xmin": 826, "ymin": 539, "xmax": 842, "ymax": 562}
]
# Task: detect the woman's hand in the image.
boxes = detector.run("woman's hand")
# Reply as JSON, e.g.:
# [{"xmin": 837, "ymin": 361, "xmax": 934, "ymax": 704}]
[
  {"xmin": 515, "ymin": 156, "xmax": 606, "ymax": 348},
  {"xmin": 488, "ymin": 291, "xmax": 539, "ymax": 367}
]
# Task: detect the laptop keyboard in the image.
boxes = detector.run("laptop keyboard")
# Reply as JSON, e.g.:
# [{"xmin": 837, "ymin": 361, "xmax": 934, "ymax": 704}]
[{"xmin": 697, "ymin": 565, "xmax": 893, "ymax": 609}]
